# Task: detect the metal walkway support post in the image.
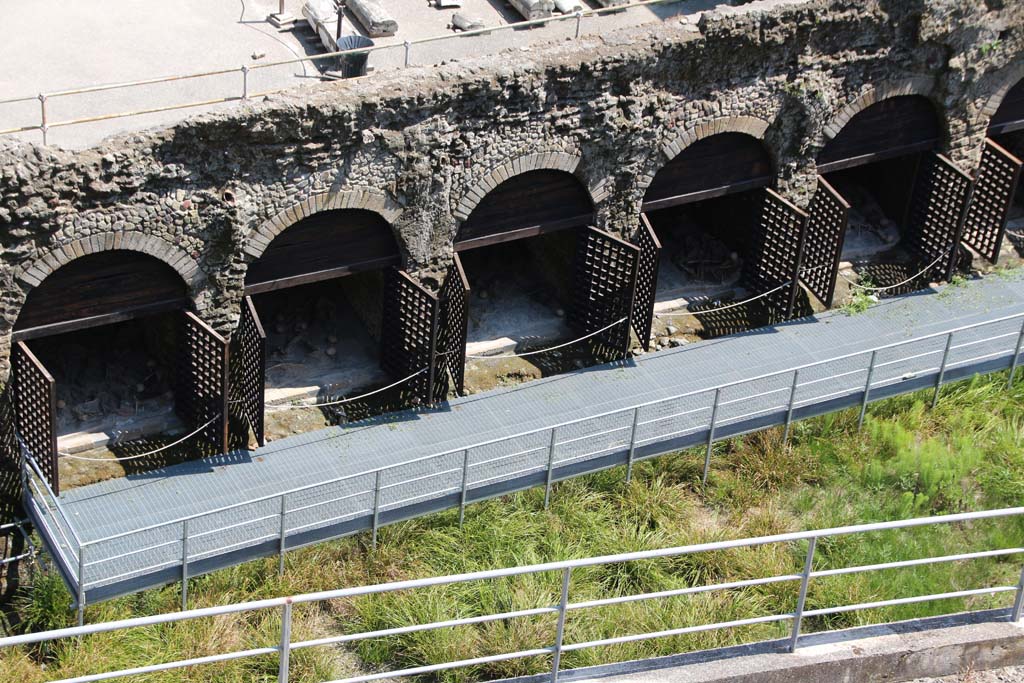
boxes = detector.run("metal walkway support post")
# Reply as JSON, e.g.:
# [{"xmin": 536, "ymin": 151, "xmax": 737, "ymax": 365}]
[
  {"xmin": 278, "ymin": 495, "xmax": 288, "ymax": 576},
  {"xmin": 858, "ymin": 351, "xmax": 877, "ymax": 430},
  {"xmin": 783, "ymin": 369, "xmax": 800, "ymax": 444},
  {"xmin": 789, "ymin": 536, "xmax": 817, "ymax": 652},
  {"xmin": 544, "ymin": 428, "xmax": 559, "ymax": 510},
  {"xmin": 458, "ymin": 449, "xmax": 470, "ymax": 527},
  {"xmin": 372, "ymin": 470, "xmax": 383, "ymax": 549},
  {"xmin": 181, "ymin": 520, "xmax": 190, "ymax": 611},
  {"xmin": 76, "ymin": 546, "xmax": 86, "ymax": 627},
  {"xmin": 551, "ymin": 567, "xmax": 572, "ymax": 683},
  {"xmin": 1010, "ymin": 320, "xmax": 1024, "ymax": 389},
  {"xmin": 625, "ymin": 407, "xmax": 640, "ymax": 484},
  {"xmin": 933, "ymin": 333, "xmax": 954, "ymax": 408},
  {"xmin": 703, "ymin": 389, "xmax": 721, "ymax": 485},
  {"xmin": 278, "ymin": 600, "xmax": 293, "ymax": 683}
]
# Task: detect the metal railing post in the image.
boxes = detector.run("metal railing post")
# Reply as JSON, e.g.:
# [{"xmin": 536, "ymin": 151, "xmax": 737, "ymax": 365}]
[
  {"xmin": 404, "ymin": 40, "xmax": 411, "ymax": 67},
  {"xmin": 703, "ymin": 389, "xmax": 721, "ymax": 486},
  {"xmin": 38, "ymin": 93, "xmax": 48, "ymax": 145},
  {"xmin": 575, "ymin": 10, "xmax": 583, "ymax": 38},
  {"xmin": 278, "ymin": 600, "xmax": 293, "ymax": 683},
  {"xmin": 1009, "ymin": 320, "xmax": 1024, "ymax": 389},
  {"xmin": 278, "ymin": 495, "xmax": 287, "ymax": 576},
  {"xmin": 181, "ymin": 520, "xmax": 190, "ymax": 611},
  {"xmin": 458, "ymin": 449, "xmax": 470, "ymax": 527},
  {"xmin": 789, "ymin": 535, "xmax": 817, "ymax": 652},
  {"xmin": 1010, "ymin": 565, "xmax": 1024, "ymax": 622},
  {"xmin": 241, "ymin": 65, "xmax": 250, "ymax": 100},
  {"xmin": 625, "ymin": 406, "xmax": 640, "ymax": 484},
  {"xmin": 932, "ymin": 332, "xmax": 953, "ymax": 408},
  {"xmin": 550, "ymin": 567, "xmax": 572, "ymax": 683},
  {"xmin": 858, "ymin": 351, "xmax": 877, "ymax": 430},
  {"xmin": 544, "ymin": 428, "xmax": 559, "ymax": 510},
  {"xmin": 783, "ymin": 369, "xmax": 800, "ymax": 444},
  {"xmin": 76, "ymin": 545, "xmax": 86, "ymax": 627},
  {"xmin": 372, "ymin": 470, "xmax": 383, "ymax": 549}
]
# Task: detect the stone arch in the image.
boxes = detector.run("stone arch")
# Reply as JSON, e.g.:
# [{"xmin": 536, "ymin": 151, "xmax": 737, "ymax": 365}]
[
  {"xmin": 978, "ymin": 62, "xmax": 1024, "ymax": 129},
  {"xmin": 245, "ymin": 187, "xmax": 405, "ymax": 261},
  {"xmin": 821, "ymin": 76, "xmax": 938, "ymax": 143},
  {"xmin": 658, "ymin": 115, "xmax": 772, "ymax": 163},
  {"xmin": 15, "ymin": 233, "xmax": 201, "ymax": 290},
  {"xmin": 454, "ymin": 150, "xmax": 604, "ymax": 222}
]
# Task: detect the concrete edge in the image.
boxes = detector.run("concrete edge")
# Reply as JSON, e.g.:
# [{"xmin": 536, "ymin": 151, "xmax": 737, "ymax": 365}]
[{"xmin": 493, "ymin": 610, "xmax": 1024, "ymax": 683}]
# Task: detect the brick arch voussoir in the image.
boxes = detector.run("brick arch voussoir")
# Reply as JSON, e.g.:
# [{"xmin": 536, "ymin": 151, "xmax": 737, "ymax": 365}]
[
  {"xmin": 245, "ymin": 187, "xmax": 405, "ymax": 261},
  {"xmin": 977, "ymin": 63, "xmax": 1024, "ymax": 131},
  {"xmin": 820, "ymin": 76, "xmax": 938, "ymax": 144}
]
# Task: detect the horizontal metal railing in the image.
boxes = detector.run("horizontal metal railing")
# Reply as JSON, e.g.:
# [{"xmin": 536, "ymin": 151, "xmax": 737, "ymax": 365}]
[
  {"xmin": 0, "ymin": 0, "xmax": 690, "ymax": 144},
  {"xmin": 28, "ymin": 307, "xmax": 1024, "ymax": 619},
  {"xmin": 2, "ymin": 506, "xmax": 1023, "ymax": 683}
]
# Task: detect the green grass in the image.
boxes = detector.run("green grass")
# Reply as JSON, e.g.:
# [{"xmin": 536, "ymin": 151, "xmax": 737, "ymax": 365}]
[{"xmin": 2, "ymin": 371, "xmax": 1023, "ymax": 682}]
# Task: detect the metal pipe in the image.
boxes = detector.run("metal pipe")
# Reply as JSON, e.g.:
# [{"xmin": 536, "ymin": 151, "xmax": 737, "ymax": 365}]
[
  {"xmin": 783, "ymin": 369, "xmax": 800, "ymax": 444},
  {"xmin": 789, "ymin": 536, "xmax": 816, "ymax": 652},
  {"xmin": 933, "ymin": 333, "xmax": 953, "ymax": 408},
  {"xmin": 1012, "ymin": 565, "xmax": 1024, "ymax": 622},
  {"xmin": 625, "ymin": 406, "xmax": 640, "ymax": 483},
  {"xmin": 544, "ymin": 428, "xmax": 559, "ymax": 509},
  {"xmin": 551, "ymin": 568, "xmax": 572, "ymax": 683},
  {"xmin": 76, "ymin": 546, "xmax": 86, "ymax": 627},
  {"xmin": 38, "ymin": 93, "xmax": 48, "ymax": 145},
  {"xmin": 404, "ymin": 41, "xmax": 411, "ymax": 68},
  {"xmin": 459, "ymin": 449, "xmax": 470, "ymax": 527},
  {"xmin": 703, "ymin": 389, "xmax": 721, "ymax": 485},
  {"xmin": 1010, "ymin": 319, "xmax": 1024, "ymax": 389},
  {"xmin": 278, "ymin": 495, "xmax": 288, "ymax": 576},
  {"xmin": 858, "ymin": 350, "xmax": 877, "ymax": 430},
  {"xmin": 575, "ymin": 10, "xmax": 583, "ymax": 38},
  {"xmin": 279, "ymin": 601, "xmax": 293, "ymax": 683},
  {"xmin": 241, "ymin": 66, "xmax": 249, "ymax": 100},
  {"xmin": 371, "ymin": 470, "xmax": 382, "ymax": 549},
  {"xmin": 181, "ymin": 520, "xmax": 190, "ymax": 611}
]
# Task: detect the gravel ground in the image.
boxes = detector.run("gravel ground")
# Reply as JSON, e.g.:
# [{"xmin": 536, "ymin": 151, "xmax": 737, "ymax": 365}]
[{"xmin": 913, "ymin": 666, "xmax": 1024, "ymax": 682}]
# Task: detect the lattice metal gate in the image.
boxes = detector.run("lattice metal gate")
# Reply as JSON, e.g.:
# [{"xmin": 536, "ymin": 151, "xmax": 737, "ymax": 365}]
[
  {"xmin": 382, "ymin": 269, "xmax": 442, "ymax": 406},
  {"xmin": 438, "ymin": 255, "xmax": 470, "ymax": 397},
  {"xmin": 176, "ymin": 312, "xmax": 230, "ymax": 455},
  {"xmin": 800, "ymin": 178, "xmax": 850, "ymax": 308},
  {"xmin": 745, "ymin": 189, "xmax": 809, "ymax": 320},
  {"xmin": 905, "ymin": 153, "xmax": 974, "ymax": 281},
  {"xmin": 632, "ymin": 215, "xmax": 662, "ymax": 351},
  {"xmin": 962, "ymin": 139, "xmax": 1023, "ymax": 263},
  {"xmin": 569, "ymin": 226, "xmax": 641, "ymax": 362},
  {"xmin": 11, "ymin": 342, "xmax": 58, "ymax": 494},
  {"xmin": 229, "ymin": 296, "xmax": 266, "ymax": 447}
]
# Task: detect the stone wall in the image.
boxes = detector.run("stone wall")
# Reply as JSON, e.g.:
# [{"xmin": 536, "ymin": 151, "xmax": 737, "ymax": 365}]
[{"xmin": 1, "ymin": 0, "xmax": 1022, "ymax": 387}]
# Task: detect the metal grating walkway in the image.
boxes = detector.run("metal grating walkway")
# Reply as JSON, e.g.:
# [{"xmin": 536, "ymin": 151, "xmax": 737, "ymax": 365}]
[{"xmin": 23, "ymin": 272, "xmax": 1024, "ymax": 606}]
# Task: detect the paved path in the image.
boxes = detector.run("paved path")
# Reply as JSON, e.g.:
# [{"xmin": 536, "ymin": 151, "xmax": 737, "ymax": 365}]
[{"xmin": 27, "ymin": 271, "xmax": 1024, "ymax": 603}]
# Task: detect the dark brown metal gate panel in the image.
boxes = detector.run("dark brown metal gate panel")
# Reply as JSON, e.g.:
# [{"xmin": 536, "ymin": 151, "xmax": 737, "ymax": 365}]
[
  {"xmin": 569, "ymin": 226, "xmax": 640, "ymax": 362},
  {"xmin": 800, "ymin": 178, "xmax": 850, "ymax": 308},
  {"xmin": 633, "ymin": 214, "xmax": 662, "ymax": 351},
  {"xmin": 229, "ymin": 296, "xmax": 266, "ymax": 447},
  {"xmin": 438, "ymin": 255, "xmax": 470, "ymax": 397},
  {"xmin": 381, "ymin": 269, "xmax": 441, "ymax": 405},
  {"xmin": 177, "ymin": 312, "xmax": 230, "ymax": 455},
  {"xmin": 12, "ymin": 342, "xmax": 58, "ymax": 494},
  {"xmin": 745, "ymin": 189, "xmax": 808, "ymax": 319},
  {"xmin": 962, "ymin": 139, "xmax": 1022, "ymax": 263},
  {"xmin": 905, "ymin": 153, "xmax": 973, "ymax": 281}
]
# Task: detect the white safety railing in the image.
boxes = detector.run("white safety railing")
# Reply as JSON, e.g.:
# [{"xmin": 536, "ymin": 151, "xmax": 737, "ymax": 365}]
[
  {"xmin": 24, "ymin": 307, "xmax": 1024, "ymax": 625},
  {"xmin": 0, "ymin": 0, "xmax": 692, "ymax": 145},
  {"xmin": 2, "ymin": 506, "xmax": 1023, "ymax": 683}
]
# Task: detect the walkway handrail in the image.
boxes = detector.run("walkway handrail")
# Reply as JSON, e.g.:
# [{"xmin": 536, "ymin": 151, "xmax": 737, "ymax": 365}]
[
  {"xmin": 3, "ymin": 505, "xmax": 1024, "ymax": 683},
  {"xmin": 74, "ymin": 307, "xmax": 1024, "ymax": 554},
  {"xmin": 0, "ymin": 0, "xmax": 692, "ymax": 141}
]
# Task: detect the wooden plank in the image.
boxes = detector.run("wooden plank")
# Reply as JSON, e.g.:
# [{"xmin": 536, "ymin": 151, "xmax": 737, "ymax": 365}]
[
  {"xmin": 644, "ymin": 133, "xmax": 772, "ymax": 208},
  {"xmin": 818, "ymin": 96, "xmax": 941, "ymax": 171},
  {"xmin": 14, "ymin": 251, "xmax": 188, "ymax": 335},
  {"xmin": 456, "ymin": 170, "xmax": 594, "ymax": 246},
  {"xmin": 245, "ymin": 209, "xmax": 400, "ymax": 292}
]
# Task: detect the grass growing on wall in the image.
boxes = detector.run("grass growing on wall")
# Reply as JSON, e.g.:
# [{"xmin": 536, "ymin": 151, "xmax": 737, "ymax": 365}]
[{"xmin": 1, "ymin": 371, "xmax": 1023, "ymax": 682}]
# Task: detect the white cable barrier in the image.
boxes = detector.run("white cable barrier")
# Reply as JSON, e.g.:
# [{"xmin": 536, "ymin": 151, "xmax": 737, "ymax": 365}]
[
  {"xmin": 839, "ymin": 248, "xmax": 952, "ymax": 293},
  {"xmin": 59, "ymin": 416, "xmax": 221, "ymax": 462},
  {"xmin": 265, "ymin": 366, "xmax": 428, "ymax": 410},
  {"xmin": 2, "ymin": 506, "xmax": 1024, "ymax": 683},
  {"xmin": 465, "ymin": 317, "xmax": 629, "ymax": 360}
]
